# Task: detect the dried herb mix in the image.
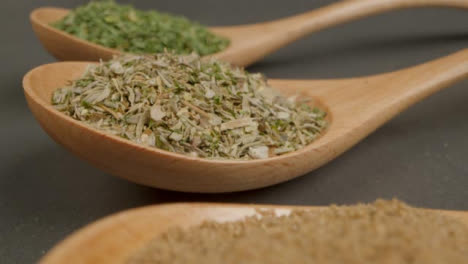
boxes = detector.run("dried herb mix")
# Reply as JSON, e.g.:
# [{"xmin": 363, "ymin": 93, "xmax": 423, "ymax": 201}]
[
  {"xmin": 128, "ymin": 200, "xmax": 468, "ymax": 264},
  {"xmin": 52, "ymin": 52, "xmax": 327, "ymax": 159},
  {"xmin": 52, "ymin": 0, "xmax": 229, "ymax": 56}
]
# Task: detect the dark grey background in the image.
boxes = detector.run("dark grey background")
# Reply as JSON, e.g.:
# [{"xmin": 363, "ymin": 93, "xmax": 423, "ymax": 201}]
[{"xmin": 1, "ymin": 0, "xmax": 468, "ymax": 263}]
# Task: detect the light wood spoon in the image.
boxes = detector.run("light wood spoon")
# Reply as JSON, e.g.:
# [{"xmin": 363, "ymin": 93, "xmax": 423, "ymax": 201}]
[
  {"xmin": 30, "ymin": 0, "xmax": 468, "ymax": 66},
  {"xmin": 23, "ymin": 49, "xmax": 468, "ymax": 193},
  {"xmin": 38, "ymin": 202, "xmax": 468, "ymax": 264}
]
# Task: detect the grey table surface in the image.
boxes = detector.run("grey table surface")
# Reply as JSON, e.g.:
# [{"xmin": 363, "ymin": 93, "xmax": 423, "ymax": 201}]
[{"xmin": 1, "ymin": 0, "xmax": 468, "ymax": 263}]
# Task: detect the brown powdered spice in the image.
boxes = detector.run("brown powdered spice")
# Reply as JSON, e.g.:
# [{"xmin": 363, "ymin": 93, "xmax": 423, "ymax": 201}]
[{"xmin": 127, "ymin": 200, "xmax": 468, "ymax": 264}]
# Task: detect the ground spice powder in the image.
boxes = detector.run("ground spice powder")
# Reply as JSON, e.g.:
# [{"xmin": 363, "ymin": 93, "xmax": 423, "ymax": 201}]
[{"xmin": 127, "ymin": 200, "xmax": 468, "ymax": 264}]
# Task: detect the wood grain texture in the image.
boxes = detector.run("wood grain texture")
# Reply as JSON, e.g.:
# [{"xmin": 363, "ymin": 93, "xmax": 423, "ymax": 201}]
[
  {"xmin": 38, "ymin": 203, "xmax": 468, "ymax": 264},
  {"xmin": 22, "ymin": 49, "xmax": 468, "ymax": 192},
  {"xmin": 30, "ymin": 0, "xmax": 468, "ymax": 65}
]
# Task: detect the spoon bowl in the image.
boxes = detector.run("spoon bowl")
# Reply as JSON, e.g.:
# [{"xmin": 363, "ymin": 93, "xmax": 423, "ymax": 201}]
[
  {"xmin": 30, "ymin": 0, "xmax": 468, "ymax": 66},
  {"xmin": 23, "ymin": 50, "xmax": 468, "ymax": 192},
  {"xmin": 38, "ymin": 202, "xmax": 468, "ymax": 264}
]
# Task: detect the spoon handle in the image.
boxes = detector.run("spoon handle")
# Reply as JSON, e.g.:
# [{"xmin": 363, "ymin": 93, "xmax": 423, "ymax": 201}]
[
  {"xmin": 320, "ymin": 49, "xmax": 468, "ymax": 147},
  {"xmin": 336, "ymin": 48, "xmax": 468, "ymax": 109},
  {"xmin": 278, "ymin": 49, "xmax": 468, "ymax": 165},
  {"xmin": 226, "ymin": 0, "xmax": 468, "ymax": 66},
  {"xmin": 273, "ymin": 0, "xmax": 468, "ymax": 39}
]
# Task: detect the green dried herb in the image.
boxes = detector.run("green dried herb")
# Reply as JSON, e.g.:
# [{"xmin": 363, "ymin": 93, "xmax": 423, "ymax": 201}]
[
  {"xmin": 52, "ymin": 52, "xmax": 327, "ymax": 160},
  {"xmin": 52, "ymin": 0, "xmax": 229, "ymax": 56}
]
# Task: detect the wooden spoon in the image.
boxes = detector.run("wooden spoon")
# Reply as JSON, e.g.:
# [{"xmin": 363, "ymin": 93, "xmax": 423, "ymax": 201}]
[
  {"xmin": 30, "ymin": 0, "xmax": 468, "ymax": 66},
  {"xmin": 38, "ymin": 202, "xmax": 468, "ymax": 264},
  {"xmin": 23, "ymin": 49, "xmax": 468, "ymax": 192}
]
